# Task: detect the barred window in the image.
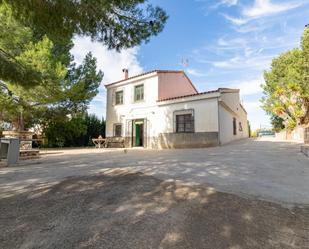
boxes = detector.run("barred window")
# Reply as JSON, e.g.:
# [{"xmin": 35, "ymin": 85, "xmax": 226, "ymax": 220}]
[
  {"xmin": 176, "ymin": 114, "xmax": 194, "ymax": 133},
  {"xmin": 114, "ymin": 124, "xmax": 122, "ymax": 137},
  {"xmin": 115, "ymin": 90, "xmax": 123, "ymax": 105}
]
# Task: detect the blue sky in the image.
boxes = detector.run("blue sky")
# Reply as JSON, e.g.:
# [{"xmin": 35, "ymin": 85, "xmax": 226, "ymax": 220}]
[{"xmin": 71, "ymin": 0, "xmax": 309, "ymax": 130}]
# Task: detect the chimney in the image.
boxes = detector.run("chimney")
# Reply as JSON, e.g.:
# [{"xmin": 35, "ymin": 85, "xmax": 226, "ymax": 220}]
[{"xmin": 122, "ymin": 68, "xmax": 129, "ymax": 80}]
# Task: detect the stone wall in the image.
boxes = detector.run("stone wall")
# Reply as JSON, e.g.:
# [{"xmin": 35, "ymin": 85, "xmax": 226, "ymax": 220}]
[
  {"xmin": 2, "ymin": 130, "xmax": 33, "ymax": 150},
  {"xmin": 275, "ymin": 126, "xmax": 306, "ymax": 143},
  {"xmin": 158, "ymin": 132, "xmax": 219, "ymax": 149},
  {"xmin": 119, "ymin": 132, "xmax": 219, "ymax": 149}
]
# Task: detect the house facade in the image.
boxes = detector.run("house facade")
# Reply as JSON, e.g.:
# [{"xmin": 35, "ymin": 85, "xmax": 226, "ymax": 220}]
[{"xmin": 105, "ymin": 70, "xmax": 248, "ymax": 148}]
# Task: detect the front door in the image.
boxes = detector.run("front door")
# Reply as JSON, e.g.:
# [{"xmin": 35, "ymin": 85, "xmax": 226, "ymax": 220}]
[{"xmin": 133, "ymin": 120, "xmax": 144, "ymax": 147}]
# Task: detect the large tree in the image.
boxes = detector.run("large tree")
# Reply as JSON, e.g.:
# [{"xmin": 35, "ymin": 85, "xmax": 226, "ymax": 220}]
[
  {"xmin": 1, "ymin": 52, "xmax": 103, "ymax": 130},
  {"xmin": 0, "ymin": 0, "xmax": 167, "ymax": 87},
  {"xmin": 3, "ymin": 0, "xmax": 167, "ymax": 49},
  {"xmin": 262, "ymin": 27, "xmax": 309, "ymax": 130},
  {"xmin": 0, "ymin": 3, "xmax": 103, "ymax": 130},
  {"xmin": 0, "ymin": 3, "xmax": 67, "ymax": 88}
]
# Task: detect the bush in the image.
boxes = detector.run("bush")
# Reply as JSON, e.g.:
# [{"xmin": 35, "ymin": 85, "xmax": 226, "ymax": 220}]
[{"xmin": 44, "ymin": 113, "xmax": 105, "ymax": 147}]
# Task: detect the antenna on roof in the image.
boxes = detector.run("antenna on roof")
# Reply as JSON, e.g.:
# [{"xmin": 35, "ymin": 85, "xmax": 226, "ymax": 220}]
[{"xmin": 181, "ymin": 57, "xmax": 189, "ymax": 69}]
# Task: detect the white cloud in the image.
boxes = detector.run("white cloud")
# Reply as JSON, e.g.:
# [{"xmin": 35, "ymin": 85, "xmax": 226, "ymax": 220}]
[
  {"xmin": 230, "ymin": 79, "xmax": 264, "ymax": 96},
  {"xmin": 222, "ymin": 14, "xmax": 249, "ymax": 25},
  {"xmin": 187, "ymin": 68, "xmax": 207, "ymax": 77},
  {"xmin": 71, "ymin": 36, "xmax": 143, "ymax": 118},
  {"xmin": 243, "ymin": 101, "xmax": 270, "ymax": 129},
  {"xmin": 214, "ymin": 0, "xmax": 238, "ymax": 8},
  {"xmin": 217, "ymin": 37, "xmax": 248, "ymax": 48},
  {"xmin": 243, "ymin": 0, "xmax": 303, "ymax": 19},
  {"xmin": 221, "ymin": 0, "xmax": 238, "ymax": 6},
  {"xmin": 196, "ymin": 0, "xmax": 238, "ymax": 13},
  {"xmin": 223, "ymin": 0, "xmax": 305, "ymax": 25},
  {"xmin": 212, "ymin": 54, "xmax": 273, "ymax": 70},
  {"xmin": 71, "ymin": 36, "xmax": 143, "ymax": 84}
]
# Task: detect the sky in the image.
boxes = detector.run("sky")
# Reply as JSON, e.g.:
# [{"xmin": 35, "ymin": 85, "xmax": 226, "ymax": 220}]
[{"xmin": 71, "ymin": 0, "xmax": 309, "ymax": 130}]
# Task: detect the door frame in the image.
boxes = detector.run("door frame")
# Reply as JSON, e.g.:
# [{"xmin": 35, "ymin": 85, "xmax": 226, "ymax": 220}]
[{"xmin": 132, "ymin": 119, "xmax": 144, "ymax": 147}]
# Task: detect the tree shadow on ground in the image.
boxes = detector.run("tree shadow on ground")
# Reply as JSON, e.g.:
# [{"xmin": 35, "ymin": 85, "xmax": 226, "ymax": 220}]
[{"xmin": 0, "ymin": 170, "xmax": 309, "ymax": 249}]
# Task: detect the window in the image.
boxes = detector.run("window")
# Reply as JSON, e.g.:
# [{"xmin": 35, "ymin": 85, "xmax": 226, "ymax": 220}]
[
  {"xmin": 239, "ymin": 122, "xmax": 243, "ymax": 132},
  {"xmin": 134, "ymin": 84, "xmax": 144, "ymax": 102},
  {"xmin": 233, "ymin": 118, "xmax": 237, "ymax": 135},
  {"xmin": 114, "ymin": 124, "xmax": 122, "ymax": 137},
  {"xmin": 176, "ymin": 114, "xmax": 194, "ymax": 133},
  {"xmin": 115, "ymin": 90, "xmax": 123, "ymax": 105}
]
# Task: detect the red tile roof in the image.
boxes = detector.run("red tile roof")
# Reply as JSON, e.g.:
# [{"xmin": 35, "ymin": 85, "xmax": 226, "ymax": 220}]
[
  {"xmin": 105, "ymin": 70, "xmax": 186, "ymax": 87},
  {"xmin": 157, "ymin": 89, "xmax": 219, "ymax": 102},
  {"xmin": 157, "ymin": 88, "xmax": 239, "ymax": 102}
]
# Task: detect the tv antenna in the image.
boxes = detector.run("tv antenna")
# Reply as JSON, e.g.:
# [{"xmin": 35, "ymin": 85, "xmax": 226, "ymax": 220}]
[{"xmin": 181, "ymin": 58, "xmax": 189, "ymax": 69}]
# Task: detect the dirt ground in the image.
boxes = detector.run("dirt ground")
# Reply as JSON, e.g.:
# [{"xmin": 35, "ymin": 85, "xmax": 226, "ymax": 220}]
[
  {"xmin": 1, "ymin": 171, "xmax": 308, "ymax": 249},
  {"xmin": 1, "ymin": 139, "xmax": 309, "ymax": 205}
]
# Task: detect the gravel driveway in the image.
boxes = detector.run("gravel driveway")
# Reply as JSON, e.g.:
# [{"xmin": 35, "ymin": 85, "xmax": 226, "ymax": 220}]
[
  {"xmin": 1, "ymin": 138, "xmax": 309, "ymax": 249},
  {"xmin": 1, "ymin": 138, "xmax": 308, "ymax": 205}
]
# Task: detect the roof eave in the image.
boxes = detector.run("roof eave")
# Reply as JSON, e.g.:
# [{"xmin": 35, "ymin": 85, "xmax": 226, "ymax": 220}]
[
  {"xmin": 104, "ymin": 70, "xmax": 185, "ymax": 88},
  {"xmin": 157, "ymin": 91, "xmax": 220, "ymax": 105}
]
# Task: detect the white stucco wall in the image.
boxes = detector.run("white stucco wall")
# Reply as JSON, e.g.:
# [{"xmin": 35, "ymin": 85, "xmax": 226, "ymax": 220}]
[
  {"xmin": 156, "ymin": 97, "xmax": 219, "ymax": 134},
  {"xmin": 219, "ymin": 92, "xmax": 249, "ymax": 144},
  {"xmin": 105, "ymin": 74, "xmax": 248, "ymax": 148},
  {"xmin": 105, "ymin": 75, "xmax": 159, "ymax": 137}
]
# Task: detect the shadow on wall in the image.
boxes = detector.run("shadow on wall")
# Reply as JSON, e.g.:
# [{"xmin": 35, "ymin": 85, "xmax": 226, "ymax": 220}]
[{"xmin": 0, "ymin": 170, "xmax": 308, "ymax": 249}]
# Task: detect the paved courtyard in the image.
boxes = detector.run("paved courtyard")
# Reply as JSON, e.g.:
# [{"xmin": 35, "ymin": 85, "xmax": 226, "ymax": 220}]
[
  {"xmin": 1, "ymin": 138, "xmax": 308, "ymax": 205},
  {"xmin": 1, "ymin": 138, "xmax": 309, "ymax": 249}
]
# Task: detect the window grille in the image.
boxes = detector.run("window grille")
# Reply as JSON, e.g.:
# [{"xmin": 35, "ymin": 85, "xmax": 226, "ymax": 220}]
[
  {"xmin": 114, "ymin": 124, "xmax": 122, "ymax": 137},
  {"xmin": 176, "ymin": 114, "xmax": 194, "ymax": 133}
]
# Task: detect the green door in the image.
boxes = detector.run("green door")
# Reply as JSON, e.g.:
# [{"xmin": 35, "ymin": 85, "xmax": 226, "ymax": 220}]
[
  {"xmin": 135, "ymin": 124, "xmax": 141, "ymax": 146},
  {"xmin": 134, "ymin": 120, "xmax": 144, "ymax": 147}
]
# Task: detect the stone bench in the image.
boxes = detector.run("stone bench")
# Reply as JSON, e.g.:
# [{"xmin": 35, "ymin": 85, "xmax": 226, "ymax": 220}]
[{"xmin": 106, "ymin": 137, "xmax": 125, "ymax": 148}]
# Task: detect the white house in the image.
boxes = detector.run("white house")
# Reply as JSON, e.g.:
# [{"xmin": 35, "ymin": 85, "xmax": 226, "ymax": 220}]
[{"xmin": 105, "ymin": 69, "xmax": 248, "ymax": 148}]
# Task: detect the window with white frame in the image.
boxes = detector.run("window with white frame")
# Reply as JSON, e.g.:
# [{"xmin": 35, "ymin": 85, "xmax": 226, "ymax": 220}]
[
  {"xmin": 115, "ymin": 90, "xmax": 123, "ymax": 105},
  {"xmin": 134, "ymin": 84, "xmax": 144, "ymax": 102}
]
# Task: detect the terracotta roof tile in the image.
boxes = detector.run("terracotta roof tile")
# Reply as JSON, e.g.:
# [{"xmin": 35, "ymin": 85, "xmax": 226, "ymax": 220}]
[
  {"xmin": 105, "ymin": 70, "xmax": 185, "ymax": 87},
  {"xmin": 157, "ymin": 88, "xmax": 239, "ymax": 102},
  {"xmin": 157, "ymin": 89, "xmax": 219, "ymax": 102}
]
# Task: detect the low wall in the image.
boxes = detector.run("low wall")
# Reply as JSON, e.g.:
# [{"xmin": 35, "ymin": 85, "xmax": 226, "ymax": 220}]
[
  {"xmin": 304, "ymin": 127, "xmax": 309, "ymax": 144},
  {"xmin": 121, "ymin": 132, "xmax": 219, "ymax": 149},
  {"xmin": 158, "ymin": 132, "xmax": 219, "ymax": 149},
  {"xmin": 275, "ymin": 127, "xmax": 305, "ymax": 143}
]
